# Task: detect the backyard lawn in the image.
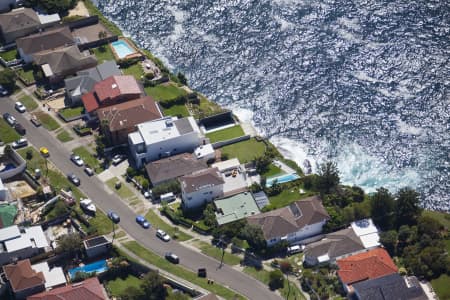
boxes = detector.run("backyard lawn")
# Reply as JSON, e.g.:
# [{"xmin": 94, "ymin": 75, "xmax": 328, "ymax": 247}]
[
  {"xmin": 193, "ymin": 240, "xmax": 242, "ymax": 266},
  {"xmin": 220, "ymin": 138, "xmax": 265, "ymax": 163},
  {"xmin": 0, "ymin": 119, "xmax": 20, "ymax": 143},
  {"xmin": 144, "ymin": 83, "xmax": 187, "ymax": 101},
  {"xmin": 0, "ymin": 49, "xmax": 17, "ymax": 61},
  {"xmin": 72, "ymin": 146, "xmax": 103, "ymax": 173},
  {"xmin": 206, "ymin": 125, "xmax": 245, "ymax": 143},
  {"xmin": 107, "ymin": 275, "xmax": 142, "ymax": 297},
  {"xmin": 123, "ymin": 241, "xmax": 244, "ymax": 300},
  {"xmin": 16, "ymin": 68, "xmax": 36, "ymax": 84},
  {"xmin": 122, "ymin": 63, "xmax": 144, "ymax": 80},
  {"xmin": 144, "ymin": 209, "xmax": 192, "ymax": 241},
  {"xmin": 35, "ymin": 112, "xmax": 60, "ymax": 131},
  {"xmin": 59, "ymin": 107, "xmax": 84, "ymax": 119},
  {"xmin": 106, "ymin": 177, "xmax": 135, "ymax": 199},
  {"xmin": 162, "ymin": 103, "xmax": 190, "ymax": 117},
  {"xmin": 56, "ymin": 129, "xmax": 73, "ymax": 142},
  {"xmin": 19, "ymin": 95, "xmax": 38, "ymax": 111},
  {"xmin": 268, "ymin": 189, "xmax": 316, "ymax": 210},
  {"xmin": 431, "ymin": 274, "xmax": 450, "ymax": 300},
  {"xmin": 261, "ymin": 163, "xmax": 285, "ymax": 178},
  {"xmin": 92, "ymin": 45, "xmax": 116, "ymax": 63}
]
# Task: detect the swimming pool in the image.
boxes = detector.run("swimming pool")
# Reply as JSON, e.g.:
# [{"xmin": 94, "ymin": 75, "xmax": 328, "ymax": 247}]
[
  {"xmin": 68, "ymin": 259, "xmax": 108, "ymax": 279},
  {"xmin": 111, "ymin": 40, "xmax": 136, "ymax": 59},
  {"xmin": 266, "ymin": 173, "xmax": 300, "ymax": 187}
]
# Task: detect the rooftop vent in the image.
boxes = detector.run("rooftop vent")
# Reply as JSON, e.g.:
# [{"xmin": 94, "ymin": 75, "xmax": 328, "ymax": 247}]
[{"xmin": 111, "ymin": 83, "xmax": 118, "ymax": 89}]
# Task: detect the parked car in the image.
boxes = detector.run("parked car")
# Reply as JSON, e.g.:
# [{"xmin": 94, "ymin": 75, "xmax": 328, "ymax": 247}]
[
  {"xmin": 14, "ymin": 123, "xmax": 26, "ymax": 135},
  {"xmin": 111, "ymin": 154, "xmax": 125, "ymax": 165},
  {"xmin": 40, "ymin": 147, "xmax": 49, "ymax": 157},
  {"xmin": 12, "ymin": 138, "xmax": 28, "ymax": 149},
  {"xmin": 67, "ymin": 173, "xmax": 80, "ymax": 186},
  {"xmin": 15, "ymin": 101, "xmax": 26, "ymax": 113},
  {"xmin": 108, "ymin": 211, "xmax": 120, "ymax": 223},
  {"xmin": 156, "ymin": 229, "xmax": 170, "ymax": 242},
  {"xmin": 84, "ymin": 166, "xmax": 94, "ymax": 176},
  {"xmin": 3, "ymin": 113, "xmax": 16, "ymax": 126},
  {"xmin": 143, "ymin": 190, "xmax": 152, "ymax": 199},
  {"xmin": 70, "ymin": 154, "xmax": 84, "ymax": 166},
  {"xmin": 165, "ymin": 252, "xmax": 179, "ymax": 264},
  {"xmin": 30, "ymin": 115, "xmax": 41, "ymax": 127},
  {"xmin": 287, "ymin": 244, "xmax": 305, "ymax": 256},
  {"xmin": 0, "ymin": 85, "xmax": 8, "ymax": 96},
  {"xmin": 136, "ymin": 215, "xmax": 150, "ymax": 229}
]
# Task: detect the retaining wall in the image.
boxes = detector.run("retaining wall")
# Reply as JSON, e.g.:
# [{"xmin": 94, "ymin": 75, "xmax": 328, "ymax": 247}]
[{"xmin": 212, "ymin": 135, "xmax": 250, "ymax": 149}]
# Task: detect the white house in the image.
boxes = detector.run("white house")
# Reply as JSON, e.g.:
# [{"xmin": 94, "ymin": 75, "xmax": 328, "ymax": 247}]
[
  {"xmin": 180, "ymin": 168, "xmax": 225, "ymax": 210},
  {"xmin": 128, "ymin": 116, "xmax": 206, "ymax": 168},
  {"xmin": 247, "ymin": 196, "xmax": 329, "ymax": 247}
]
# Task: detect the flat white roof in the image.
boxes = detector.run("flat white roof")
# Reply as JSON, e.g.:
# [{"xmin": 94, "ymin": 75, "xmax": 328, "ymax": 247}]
[
  {"xmin": 37, "ymin": 12, "xmax": 61, "ymax": 24},
  {"xmin": 32, "ymin": 262, "xmax": 66, "ymax": 289},
  {"xmin": 24, "ymin": 226, "xmax": 49, "ymax": 248},
  {"xmin": 0, "ymin": 225, "xmax": 20, "ymax": 242},
  {"xmin": 359, "ymin": 233, "xmax": 380, "ymax": 249},
  {"xmin": 4, "ymin": 226, "xmax": 48, "ymax": 252},
  {"xmin": 194, "ymin": 144, "xmax": 214, "ymax": 158},
  {"xmin": 41, "ymin": 64, "xmax": 54, "ymax": 77},
  {"xmin": 317, "ymin": 254, "xmax": 330, "ymax": 263},
  {"xmin": 351, "ymin": 219, "xmax": 378, "ymax": 236},
  {"xmin": 129, "ymin": 131, "xmax": 144, "ymax": 145},
  {"xmin": 212, "ymin": 158, "xmax": 241, "ymax": 172}
]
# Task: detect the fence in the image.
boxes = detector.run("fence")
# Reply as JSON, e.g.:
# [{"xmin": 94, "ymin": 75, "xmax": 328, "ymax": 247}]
[
  {"xmin": 0, "ymin": 57, "xmax": 22, "ymax": 67},
  {"xmin": 212, "ymin": 134, "xmax": 250, "ymax": 149},
  {"xmin": 0, "ymin": 149, "xmax": 27, "ymax": 181}
]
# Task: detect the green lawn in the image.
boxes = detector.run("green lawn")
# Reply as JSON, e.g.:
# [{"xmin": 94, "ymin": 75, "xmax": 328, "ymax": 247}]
[
  {"xmin": 59, "ymin": 107, "xmax": 84, "ymax": 119},
  {"xmin": 35, "ymin": 112, "xmax": 60, "ymax": 131},
  {"xmin": 206, "ymin": 125, "xmax": 245, "ymax": 143},
  {"xmin": 122, "ymin": 63, "xmax": 144, "ymax": 80},
  {"xmin": 16, "ymin": 68, "xmax": 36, "ymax": 84},
  {"xmin": 220, "ymin": 138, "xmax": 266, "ymax": 163},
  {"xmin": 106, "ymin": 177, "xmax": 135, "ymax": 199},
  {"xmin": 195, "ymin": 240, "xmax": 241, "ymax": 266},
  {"xmin": 144, "ymin": 209, "xmax": 192, "ymax": 241},
  {"xmin": 162, "ymin": 103, "xmax": 190, "ymax": 117},
  {"xmin": 261, "ymin": 163, "xmax": 285, "ymax": 178},
  {"xmin": 144, "ymin": 83, "xmax": 187, "ymax": 101},
  {"xmin": 0, "ymin": 49, "xmax": 17, "ymax": 61},
  {"xmin": 123, "ymin": 241, "xmax": 244, "ymax": 300},
  {"xmin": 19, "ymin": 95, "xmax": 38, "ymax": 111},
  {"xmin": 107, "ymin": 275, "xmax": 142, "ymax": 297},
  {"xmin": 190, "ymin": 95, "xmax": 224, "ymax": 119},
  {"xmin": 431, "ymin": 274, "xmax": 450, "ymax": 300},
  {"xmin": 243, "ymin": 266, "xmax": 305, "ymax": 300},
  {"xmin": 72, "ymin": 146, "xmax": 103, "ymax": 173},
  {"xmin": 92, "ymin": 45, "xmax": 116, "ymax": 63},
  {"xmin": 56, "ymin": 129, "xmax": 73, "ymax": 142},
  {"xmin": 0, "ymin": 118, "xmax": 20, "ymax": 143},
  {"xmin": 268, "ymin": 189, "xmax": 317, "ymax": 210}
]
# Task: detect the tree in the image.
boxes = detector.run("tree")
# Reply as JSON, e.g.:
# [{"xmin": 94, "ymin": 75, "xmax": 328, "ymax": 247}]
[
  {"xmin": 98, "ymin": 30, "xmax": 107, "ymax": 39},
  {"xmin": 141, "ymin": 271, "xmax": 166, "ymax": 300},
  {"xmin": 370, "ymin": 187, "xmax": 395, "ymax": 230},
  {"xmin": 56, "ymin": 233, "xmax": 82, "ymax": 257},
  {"xmin": 203, "ymin": 203, "xmax": 217, "ymax": 228},
  {"xmin": 395, "ymin": 187, "xmax": 422, "ymax": 227},
  {"xmin": 316, "ymin": 161, "xmax": 340, "ymax": 194},
  {"xmin": 380, "ymin": 230, "xmax": 398, "ymax": 256},
  {"xmin": 417, "ymin": 215, "xmax": 443, "ymax": 239},
  {"xmin": 268, "ymin": 269, "xmax": 284, "ymax": 290},
  {"xmin": 25, "ymin": 0, "xmax": 77, "ymax": 14},
  {"xmin": 279, "ymin": 260, "xmax": 293, "ymax": 274},
  {"xmin": 0, "ymin": 68, "xmax": 17, "ymax": 91},
  {"xmin": 120, "ymin": 286, "xmax": 145, "ymax": 300},
  {"xmin": 177, "ymin": 72, "xmax": 187, "ymax": 85},
  {"xmin": 239, "ymin": 223, "xmax": 266, "ymax": 250}
]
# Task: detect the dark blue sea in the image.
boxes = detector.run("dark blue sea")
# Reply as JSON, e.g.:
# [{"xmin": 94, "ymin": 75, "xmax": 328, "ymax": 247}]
[{"xmin": 95, "ymin": 0, "xmax": 450, "ymax": 211}]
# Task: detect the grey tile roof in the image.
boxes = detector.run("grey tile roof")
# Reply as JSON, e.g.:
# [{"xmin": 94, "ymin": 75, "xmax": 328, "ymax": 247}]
[
  {"xmin": 16, "ymin": 26, "xmax": 73, "ymax": 56},
  {"xmin": 180, "ymin": 167, "xmax": 224, "ymax": 193},
  {"xmin": 0, "ymin": 8, "xmax": 40, "ymax": 34}
]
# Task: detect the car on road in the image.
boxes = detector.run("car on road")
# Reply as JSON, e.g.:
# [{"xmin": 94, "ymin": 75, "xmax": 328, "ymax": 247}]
[
  {"xmin": 165, "ymin": 252, "xmax": 179, "ymax": 264},
  {"xmin": 111, "ymin": 154, "xmax": 126, "ymax": 165},
  {"xmin": 15, "ymin": 101, "xmax": 26, "ymax": 113},
  {"xmin": 156, "ymin": 229, "xmax": 170, "ymax": 242},
  {"xmin": 136, "ymin": 215, "xmax": 150, "ymax": 229},
  {"xmin": 30, "ymin": 115, "xmax": 41, "ymax": 127},
  {"xmin": 40, "ymin": 147, "xmax": 49, "ymax": 157},
  {"xmin": 3, "ymin": 113, "xmax": 16, "ymax": 126},
  {"xmin": 84, "ymin": 166, "xmax": 94, "ymax": 176},
  {"xmin": 108, "ymin": 211, "xmax": 120, "ymax": 223},
  {"xmin": 70, "ymin": 154, "xmax": 84, "ymax": 166},
  {"xmin": 12, "ymin": 138, "xmax": 28, "ymax": 149},
  {"xmin": 67, "ymin": 173, "xmax": 80, "ymax": 186},
  {"xmin": 14, "ymin": 123, "xmax": 26, "ymax": 135}
]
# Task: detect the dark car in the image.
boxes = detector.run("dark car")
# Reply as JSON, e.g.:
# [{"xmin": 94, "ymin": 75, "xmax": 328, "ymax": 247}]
[
  {"xmin": 0, "ymin": 85, "xmax": 8, "ymax": 96},
  {"xmin": 67, "ymin": 173, "xmax": 81, "ymax": 186},
  {"xmin": 136, "ymin": 215, "xmax": 150, "ymax": 229},
  {"xmin": 14, "ymin": 123, "xmax": 26, "ymax": 135},
  {"xmin": 108, "ymin": 211, "xmax": 120, "ymax": 223},
  {"xmin": 165, "ymin": 252, "xmax": 179, "ymax": 264}
]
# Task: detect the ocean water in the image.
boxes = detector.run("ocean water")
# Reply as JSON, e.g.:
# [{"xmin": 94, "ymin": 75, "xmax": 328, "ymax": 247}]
[{"xmin": 95, "ymin": 0, "xmax": 450, "ymax": 211}]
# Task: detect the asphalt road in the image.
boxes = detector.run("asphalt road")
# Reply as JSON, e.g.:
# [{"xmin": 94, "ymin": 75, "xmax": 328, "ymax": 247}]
[{"xmin": 0, "ymin": 98, "xmax": 281, "ymax": 300}]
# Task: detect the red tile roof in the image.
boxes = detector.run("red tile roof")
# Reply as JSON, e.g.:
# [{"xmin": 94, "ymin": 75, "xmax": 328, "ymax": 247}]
[
  {"xmin": 3, "ymin": 259, "xmax": 45, "ymax": 292},
  {"xmin": 27, "ymin": 277, "xmax": 107, "ymax": 300},
  {"xmin": 336, "ymin": 248, "xmax": 398, "ymax": 285},
  {"xmin": 81, "ymin": 91, "xmax": 98, "ymax": 113},
  {"xmin": 94, "ymin": 75, "xmax": 141, "ymax": 103}
]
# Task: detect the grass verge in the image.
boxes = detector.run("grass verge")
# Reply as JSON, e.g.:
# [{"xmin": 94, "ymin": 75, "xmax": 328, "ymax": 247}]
[
  {"xmin": 145, "ymin": 209, "xmax": 192, "ymax": 241},
  {"xmin": 19, "ymin": 95, "xmax": 38, "ymax": 111},
  {"xmin": 35, "ymin": 112, "xmax": 60, "ymax": 131},
  {"xmin": 206, "ymin": 125, "xmax": 245, "ymax": 143},
  {"xmin": 123, "ymin": 241, "xmax": 244, "ymax": 299},
  {"xmin": 0, "ymin": 118, "xmax": 20, "ymax": 143},
  {"xmin": 106, "ymin": 177, "xmax": 135, "ymax": 199},
  {"xmin": 56, "ymin": 129, "xmax": 73, "ymax": 142},
  {"xmin": 194, "ymin": 240, "xmax": 241, "ymax": 266},
  {"xmin": 72, "ymin": 146, "xmax": 103, "ymax": 173},
  {"xmin": 220, "ymin": 138, "xmax": 266, "ymax": 163}
]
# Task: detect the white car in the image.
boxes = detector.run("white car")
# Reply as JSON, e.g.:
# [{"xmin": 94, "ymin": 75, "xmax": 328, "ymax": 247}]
[
  {"xmin": 156, "ymin": 229, "xmax": 171, "ymax": 242},
  {"xmin": 70, "ymin": 155, "xmax": 84, "ymax": 166},
  {"xmin": 15, "ymin": 102, "xmax": 26, "ymax": 113},
  {"xmin": 12, "ymin": 138, "xmax": 28, "ymax": 149},
  {"xmin": 112, "ymin": 154, "xmax": 125, "ymax": 165}
]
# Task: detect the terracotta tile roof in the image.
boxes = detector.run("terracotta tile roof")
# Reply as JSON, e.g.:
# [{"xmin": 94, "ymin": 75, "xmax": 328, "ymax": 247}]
[
  {"xmin": 97, "ymin": 96, "xmax": 162, "ymax": 132},
  {"xmin": 81, "ymin": 91, "xmax": 98, "ymax": 113},
  {"xmin": 3, "ymin": 259, "xmax": 45, "ymax": 292},
  {"xmin": 16, "ymin": 27, "xmax": 73, "ymax": 55},
  {"xmin": 247, "ymin": 195, "xmax": 329, "ymax": 240},
  {"xmin": 180, "ymin": 168, "xmax": 224, "ymax": 193},
  {"xmin": 27, "ymin": 277, "xmax": 107, "ymax": 300},
  {"xmin": 336, "ymin": 248, "xmax": 398, "ymax": 285},
  {"xmin": 94, "ymin": 75, "xmax": 141, "ymax": 103}
]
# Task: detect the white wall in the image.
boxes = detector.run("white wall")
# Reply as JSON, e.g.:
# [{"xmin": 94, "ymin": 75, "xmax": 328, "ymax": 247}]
[
  {"xmin": 266, "ymin": 220, "xmax": 327, "ymax": 247},
  {"xmin": 181, "ymin": 184, "xmax": 223, "ymax": 210}
]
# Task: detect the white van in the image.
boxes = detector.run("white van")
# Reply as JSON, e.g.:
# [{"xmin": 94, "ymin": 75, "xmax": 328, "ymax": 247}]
[
  {"xmin": 287, "ymin": 244, "xmax": 305, "ymax": 255},
  {"xmin": 160, "ymin": 192, "xmax": 176, "ymax": 203}
]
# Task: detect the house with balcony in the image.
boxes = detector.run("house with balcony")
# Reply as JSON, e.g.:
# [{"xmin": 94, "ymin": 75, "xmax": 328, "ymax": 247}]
[{"xmin": 128, "ymin": 116, "xmax": 206, "ymax": 168}]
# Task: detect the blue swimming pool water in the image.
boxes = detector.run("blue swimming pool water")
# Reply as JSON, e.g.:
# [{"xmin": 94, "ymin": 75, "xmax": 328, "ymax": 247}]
[
  {"xmin": 68, "ymin": 260, "xmax": 108, "ymax": 279},
  {"xmin": 111, "ymin": 40, "xmax": 135, "ymax": 59},
  {"xmin": 266, "ymin": 173, "xmax": 300, "ymax": 188}
]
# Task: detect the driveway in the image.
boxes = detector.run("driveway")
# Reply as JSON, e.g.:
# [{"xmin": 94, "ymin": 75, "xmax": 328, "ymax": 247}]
[{"xmin": 0, "ymin": 97, "xmax": 281, "ymax": 300}]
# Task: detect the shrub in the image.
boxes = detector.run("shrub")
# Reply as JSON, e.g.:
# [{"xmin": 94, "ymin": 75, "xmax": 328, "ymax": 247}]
[
  {"xmin": 268, "ymin": 270, "xmax": 284, "ymax": 290},
  {"xmin": 26, "ymin": 150, "xmax": 33, "ymax": 160}
]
